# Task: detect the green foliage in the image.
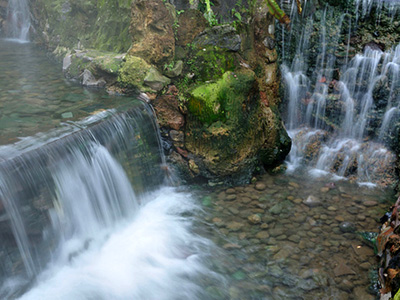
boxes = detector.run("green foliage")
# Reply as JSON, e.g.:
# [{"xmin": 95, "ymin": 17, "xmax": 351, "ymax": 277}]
[
  {"xmin": 163, "ymin": 61, "xmax": 175, "ymax": 71},
  {"xmin": 203, "ymin": 0, "xmax": 219, "ymax": 26}
]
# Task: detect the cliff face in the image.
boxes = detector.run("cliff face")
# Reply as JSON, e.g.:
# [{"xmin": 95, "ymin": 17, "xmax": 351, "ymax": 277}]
[
  {"xmin": 6, "ymin": 0, "xmax": 292, "ymax": 185},
  {"xmin": 29, "ymin": 0, "xmax": 132, "ymax": 52}
]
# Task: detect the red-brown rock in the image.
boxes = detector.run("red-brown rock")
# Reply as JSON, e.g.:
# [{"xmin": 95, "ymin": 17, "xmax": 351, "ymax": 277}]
[{"xmin": 152, "ymin": 95, "xmax": 185, "ymax": 130}]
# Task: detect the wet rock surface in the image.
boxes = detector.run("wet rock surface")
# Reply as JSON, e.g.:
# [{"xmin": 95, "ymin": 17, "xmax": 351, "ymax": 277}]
[{"xmin": 195, "ymin": 172, "xmax": 394, "ymax": 299}]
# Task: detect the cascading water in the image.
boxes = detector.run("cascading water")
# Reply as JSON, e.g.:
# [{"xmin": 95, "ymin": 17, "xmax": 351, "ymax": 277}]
[
  {"xmin": 6, "ymin": 0, "xmax": 30, "ymax": 41},
  {"xmin": 280, "ymin": 0, "xmax": 400, "ymax": 186},
  {"xmin": 0, "ymin": 103, "xmax": 220, "ymax": 299}
]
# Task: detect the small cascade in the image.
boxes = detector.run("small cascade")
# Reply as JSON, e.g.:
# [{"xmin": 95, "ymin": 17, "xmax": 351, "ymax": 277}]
[
  {"xmin": 355, "ymin": 0, "xmax": 400, "ymax": 20},
  {"xmin": 6, "ymin": 0, "xmax": 30, "ymax": 41},
  {"xmin": 280, "ymin": 1, "xmax": 400, "ymax": 185},
  {"xmin": 0, "ymin": 103, "xmax": 218, "ymax": 299}
]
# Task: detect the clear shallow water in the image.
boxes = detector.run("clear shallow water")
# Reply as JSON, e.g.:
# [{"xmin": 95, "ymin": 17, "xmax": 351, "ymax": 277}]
[
  {"xmin": 0, "ymin": 39, "xmax": 134, "ymax": 145},
  {"xmin": 196, "ymin": 172, "xmax": 394, "ymax": 299}
]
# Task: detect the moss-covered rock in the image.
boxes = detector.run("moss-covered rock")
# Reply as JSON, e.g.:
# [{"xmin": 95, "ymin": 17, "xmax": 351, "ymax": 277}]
[
  {"xmin": 62, "ymin": 49, "xmax": 125, "ymax": 88},
  {"xmin": 193, "ymin": 25, "xmax": 241, "ymax": 52},
  {"xmin": 184, "ymin": 45, "xmax": 239, "ymax": 83},
  {"xmin": 185, "ymin": 68, "xmax": 290, "ymax": 182},
  {"xmin": 258, "ymin": 107, "xmax": 291, "ymax": 167},
  {"xmin": 118, "ymin": 55, "xmax": 153, "ymax": 92},
  {"xmin": 188, "ymin": 69, "xmax": 256, "ymax": 124},
  {"xmin": 144, "ymin": 68, "xmax": 171, "ymax": 91}
]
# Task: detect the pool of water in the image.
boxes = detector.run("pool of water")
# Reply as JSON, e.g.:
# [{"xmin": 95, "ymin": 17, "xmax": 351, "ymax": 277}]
[
  {"xmin": 0, "ymin": 39, "xmax": 134, "ymax": 145},
  {"xmin": 195, "ymin": 172, "xmax": 393, "ymax": 299}
]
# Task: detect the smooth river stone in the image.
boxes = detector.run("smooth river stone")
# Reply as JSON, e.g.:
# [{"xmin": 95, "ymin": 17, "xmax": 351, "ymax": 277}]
[{"xmin": 255, "ymin": 182, "xmax": 266, "ymax": 191}]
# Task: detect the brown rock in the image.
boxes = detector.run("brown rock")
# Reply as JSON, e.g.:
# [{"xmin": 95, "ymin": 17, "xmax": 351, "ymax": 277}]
[
  {"xmin": 333, "ymin": 263, "xmax": 356, "ymax": 277},
  {"xmin": 255, "ymin": 182, "xmax": 267, "ymax": 191},
  {"xmin": 353, "ymin": 286, "xmax": 375, "ymax": 300},
  {"xmin": 351, "ymin": 244, "xmax": 373, "ymax": 256},
  {"xmin": 320, "ymin": 187, "xmax": 330, "ymax": 193},
  {"xmin": 176, "ymin": 10, "xmax": 207, "ymax": 46},
  {"xmin": 255, "ymin": 231, "xmax": 270, "ymax": 239},
  {"xmin": 226, "ymin": 188, "xmax": 236, "ymax": 194},
  {"xmin": 152, "ymin": 95, "xmax": 185, "ymax": 130},
  {"xmin": 363, "ymin": 200, "xmax": 378, "ymax": 207},
  {"xmin": 217, "ymin": 191, "xmax": 226, "ymax": 201},
  {"xmin": 289, "ymin": 182, "xmax": 300, "ymax": 188},
  {"xmin": 212, "ymin": 217, "xmax": 224, "ymax": 227},
  {"xmin": 248, "ymin": 214, "xmax": 262, "ymax": 224},
  {"xmin": 225, "ymin": 194, "xmax": 237, "ymax": 201},
  {"xmin": 226, "ymin": 221, "xmax": 244, "ymax": 232},
  {"xmin": 238, "ymin": 232, "xmax": 247, "ymax": 240},
  {"xmin": 130, "ymin": 0, "xmax": 175, "ymax": 67},
  {"xmin": 335, "ymin": 216, "xmax": 345, "ymax": 222},
  {"xmin": 170, "ymin": 130, "xmax": 184, "ymax": 142},
  {"xmin": 188, "ymin": 159, "xmax": 199, "ymax": 174},
  {"xmin": 223, "ymin": 243, "xmax": 241, "ymax": 249},
  {"xmin": 359, "ymin": 262, "xmax": 371, "ymax": 270},
  {"xmin": 273, "ymin": 249, "xmax": 291, "ymax": 261}
]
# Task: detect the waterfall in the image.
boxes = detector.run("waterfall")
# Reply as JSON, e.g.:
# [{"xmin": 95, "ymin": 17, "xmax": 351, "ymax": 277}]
[
  {"xmin": 281, "ymin": 1, "xmax": 400, "ymax": 185},
  {"xmin": 0, "ymin": 103, "xmax": 218, "ymax": 299},
  {"xmin": 6, "ymin": 0, "xmax": 31, "ymax": 41}
]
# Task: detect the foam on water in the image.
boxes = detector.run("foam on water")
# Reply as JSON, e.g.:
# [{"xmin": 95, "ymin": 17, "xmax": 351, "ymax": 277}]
[{"xmin": 17, "ymin": 187, "xmax": 217, "ymax": 300}]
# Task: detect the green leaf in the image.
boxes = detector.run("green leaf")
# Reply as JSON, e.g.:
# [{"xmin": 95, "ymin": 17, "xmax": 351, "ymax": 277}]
[{"xmin": 234, "ymin": 12, "xmax": 242, "ymax": 21}]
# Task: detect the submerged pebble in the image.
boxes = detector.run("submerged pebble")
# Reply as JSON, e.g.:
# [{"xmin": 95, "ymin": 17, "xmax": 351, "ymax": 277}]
[{"xmin": 201, "ymin": 172, "xmax": 392, "ymax": 299}]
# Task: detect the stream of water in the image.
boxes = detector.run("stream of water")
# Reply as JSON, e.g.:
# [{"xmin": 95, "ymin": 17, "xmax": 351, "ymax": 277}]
[
  {"xmin": 280, "ymin": 0, "xmax": 400, "ymax": 187},
  {"xmin": 6, "ymin": 0, "xmax": 30, "ymax": 42}
]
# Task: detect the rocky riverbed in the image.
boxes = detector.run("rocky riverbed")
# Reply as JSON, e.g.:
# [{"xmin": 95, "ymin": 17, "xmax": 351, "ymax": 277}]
[{"xmin": 193, "ymin": 171, "xmax": 394, "ymax": 299}]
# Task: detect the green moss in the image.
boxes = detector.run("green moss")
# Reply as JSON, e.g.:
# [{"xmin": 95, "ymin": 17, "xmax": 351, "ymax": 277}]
[
  {"xmin": 67, "ymin": 56, "xmax": 91, "ymax": 78},
  {"xmin": 90, "ymin": 53, "xmax": 123, "ymax": 75},
  {"xmin": 118, "ymin": 55, "xmax": 152, "ymax": 92},
  {"xmin": 188, "ymin": 69, "xmax": 256, "ymax": 124},
  {"xmin": 191, "ymin": 45, "xmax": 237, "ymax": 82}
]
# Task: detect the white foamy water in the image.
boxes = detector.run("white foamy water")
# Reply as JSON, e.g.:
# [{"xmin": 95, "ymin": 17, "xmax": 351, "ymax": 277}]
[
  {"xmin": 0, "ymin": 105, "xmax": 220, "ymax": 299},
  {"xmin": 18, "ymin": 186, "xmax": 216, "ymax": 300},
  {"xmin": 6, "ymin": 0, "xmax": 31, "ymax": 41}
]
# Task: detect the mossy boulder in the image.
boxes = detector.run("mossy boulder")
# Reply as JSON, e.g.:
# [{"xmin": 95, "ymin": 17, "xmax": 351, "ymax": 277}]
[
  {"xmin": 62, "ymin": 49, "xmax": 124, "ymax": 86},
  {"xmin": 144, "ymin": 68, "xmax": 171, "ymax": 91},
  {"xmin": 185, "ymin": 69, "xmax": 290, "ymax": 181},
  {"xmin": 118, "ymin": 55, "xmax": 153, "ymax": 92},
  {"xmin": 258, "ymin": 107, "xmax": 292, "ymax": 167},
  {"xmin": 193, "ymin": 25, "xmax": 241, "ymax": 52},
  {"xmin": 188, "ymin": 69, "xmax": 257, "ymax": 124},
  {"xmin": 185, "ymin": 45, "xmax": 239, "ymax": 83}
]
